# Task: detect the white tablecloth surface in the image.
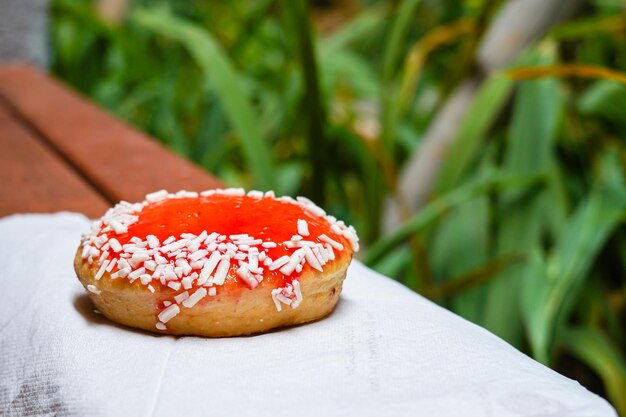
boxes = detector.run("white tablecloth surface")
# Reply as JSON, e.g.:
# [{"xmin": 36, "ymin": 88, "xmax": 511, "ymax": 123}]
[{"xmin": 0, "ymin": 213, "xmax": 616, "ymax": 417}]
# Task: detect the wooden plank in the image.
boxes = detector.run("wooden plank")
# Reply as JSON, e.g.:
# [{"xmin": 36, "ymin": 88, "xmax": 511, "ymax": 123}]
[
  {"xmin": 0, "ymin": 64, "xmax": 223, "ymax": 204},
  {"xmin": 0, "ymin": 101, "xmax": 110, "ymax": 217}
]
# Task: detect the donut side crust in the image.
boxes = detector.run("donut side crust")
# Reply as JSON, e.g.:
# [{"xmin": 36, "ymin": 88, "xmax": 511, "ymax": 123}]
[{"xmin": 74, "ymin": 250, "xmax": 349, "ymax": 337}]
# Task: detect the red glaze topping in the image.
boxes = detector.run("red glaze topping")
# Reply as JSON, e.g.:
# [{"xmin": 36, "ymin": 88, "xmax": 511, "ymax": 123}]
[{"xmin": 108, "ymin": 195, "xmax": 350, "ymax": 289}]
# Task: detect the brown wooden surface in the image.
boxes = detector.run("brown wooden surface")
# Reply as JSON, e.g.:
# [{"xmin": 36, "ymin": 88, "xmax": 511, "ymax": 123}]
[
  {"xmin": 0, "ymin": 64, "xmax": 222, "ymax": 204},
  {"xmin": 0, "ymin": 64, "xmax": 223, "ymax": 217},
  {"xmin": 0, "ymin": 101, "xmax": 110, "ymax": 217}
]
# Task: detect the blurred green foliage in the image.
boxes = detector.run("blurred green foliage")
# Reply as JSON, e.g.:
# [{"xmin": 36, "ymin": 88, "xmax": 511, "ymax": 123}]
[{"xmin": 50, "ymin": 0, "xmax": 626, "ymax": 413}]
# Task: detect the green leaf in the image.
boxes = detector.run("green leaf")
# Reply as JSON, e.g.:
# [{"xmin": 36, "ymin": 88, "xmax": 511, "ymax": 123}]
[
  {"xmin": 481, "ymin": 51, "xmax": 561, "ymax": 345},
  {"xmin": 364, "ymin": 170, "xmax": 547, "ymax": 266},
  {"xmin": 133, "ymin": 7, "xmax": 276, "ymax": 190},
  {"xmin": 545, "ymin": 152, "xmax": 626, "ymax": 354},
  {"xmin": 560, "ymin": 327, "xmax": 626, "ymax": 417},
  {"xmin": 319, "ymin": 8, "xmax": 386, "ymax": 57},
  {"xmin": 437, "ymin": 74, "xmax": 515, "ymax": 192},
  {"xmin": 524, "ymin": 151, "xmax": 626, "ymax": 364},
  {"xmin": 578, "ymin": 80, "xmax": 626, "ymax": 128},
  {"xmin": 379, "ymin": 0, "xmax": 422, "ymax": 153},
  {"xmin": 381, "ymin": 0, "xmax": 422, "ymax": 83}
]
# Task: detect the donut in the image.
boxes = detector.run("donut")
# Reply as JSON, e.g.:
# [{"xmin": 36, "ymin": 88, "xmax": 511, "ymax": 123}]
[{"xmin": 74, "ymin": 188, "xmax": 359, "ymax": 337}]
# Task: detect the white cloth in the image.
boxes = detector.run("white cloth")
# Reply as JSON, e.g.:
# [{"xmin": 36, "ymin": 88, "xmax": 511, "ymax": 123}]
[{"xmin": 0, "ymin": 213, "xmax": 615, "ymax": 417}]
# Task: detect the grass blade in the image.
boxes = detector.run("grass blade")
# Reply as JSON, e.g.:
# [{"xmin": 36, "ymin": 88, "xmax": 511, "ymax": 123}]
[
  {"xmin": 481, "ymin": 53, "xmax": 560, "ymax": 344},
  {"xmin": 364, "ymin": 170, "xmax": 546, "ymax": 266},
  {"xmin": 436, "ymin": 74, "xmax": 514, "ymax": 192},
  {"xmin": 282, "ymin": 0, "xmax": 328, "ymax": 203},
  {"xmin": 134, "ymin": 8, "xmax": 276, "ymax": 190},
  {"xmin": 560, "ymin": 327, "xmax": 626, "ymax": 416}
]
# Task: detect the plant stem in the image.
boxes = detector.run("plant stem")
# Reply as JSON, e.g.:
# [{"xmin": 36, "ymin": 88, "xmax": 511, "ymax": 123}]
[{"xmin": 283, "ymin": 0, "xmax": 327, "ymax": 204}]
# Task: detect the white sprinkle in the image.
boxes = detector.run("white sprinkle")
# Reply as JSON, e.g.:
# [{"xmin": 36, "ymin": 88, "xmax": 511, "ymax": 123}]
[
  {"xmin": 283, "ymin": 240, "xmax": 316, "ymax": 248},
  {"xmin": 139, "ymin": 274, "xmax": 152, "ymax": 285},
  {"xmin": 163, "ymin": 265, "xmax": 177, "ymax": 281},
  {"xmin": 262, "ymin": 241, "xmax": 277, "ymax": 248},
  {"xmin": 176, "ymin": 256, "xmax": 190, "ymax": 269},
  {"xmin": 145, "ymin": 189, "xmax": 168, "ymax": 202},
  {"xmin": 144, "ymin": 260, "xmax": 157, "ymax": 271},
  {"xmin": 190, "ymin": 260, "xmax": 204, "ymax": 269},
  {"xmin": 163, "ymin": 236, "xmax": 176, "ymax": 245},
  {"xmin": 276, "ymin": 293, "xmax": 293, "ymax": 305},
  {"xmin": 95, "ymin": 260, "xmax": 109, "ymax": 280},
  {"xmin": 182, "ymin": 277, "xmax": 193, "ymax": 289},
  {"xmin": 174, "ymin": 266, "xmax": 184, "ymax": 278},
  {"xmin": 160, "ymin": 239, "xmax": 188, "ymax": 254},
  {"xmin": 295, "ymin": 264, "xmax": 303, "ymax": 273},
  {"xmin": 297, "ymin": 219, "xmax": 310, "ymax": 236},
  {"xmin": 167, "ymin": 281, "xmax": 181, "ymax": 290},
  {"xmin": 148, "ymin": 285, "xmax": 155, "ymax": 293},
  {"xmin": 122, "ymin": 243, "xmax": 139, "ymax": 253},
  {"xmin": 181, "ymin": 233, "xmax": 197, "ymax": 240},
  {"xmin": 129, "ymin": 267, "xmax": 146, "ymax": 280},
  {"xmin": 200, "ymin": 189, "xmax": 216, "ymax": 197},
  {"xmin": 111, "ymin": 268, "xmax": 130, "ymax": 279},
  {"xmin": 109, "ymin": 238, "xmax": 122, "ymax": 253},
  {"xmin": 158, "ymin": 304, "xmax": 180, "ymax": 323},
  {"xmin": 208, "ymin": 287, "xmax": 217, "ymax": 296},
  {"xmin": 212, "ymin": 257, "xmax": 231, "ymax": 285},
  {"xmin": 146, "ymin": 235, "xmax": 160, "ymax": 248},
  {"xmin": 176, "ymin": 190, "xmax": 199, "ymax": 198},
  {"xmin": 204, "ymin": 232, "xmax": 219, "ymax": 245},
  {"xmin": 293, "ymin": 280, "xmax": 303, "ymax": 302},
  {"xmin": 247, "ymin": 190, "xmax": 264, "ymax": 198},
  {"xmin": 117, "ymin": 258, "xmax": 130, "ymax": 271},
  {"xmin": 87, "ymin": 284, "xmax": 101, "ymax": 295},
  {"xmin": 312, "ymin": 246, "xmax": 327, "ymax": 266},
  {"xmin": 342, "ymin": 229, "xmax": 360, "ymax": 251},
  {"xmin": 88, "ymin": 247, "xmax": 100, "ymax": 259},
  {"xmin": 154, "ymin": 253, "xmax": 168, "ymax": 264},
  {"xmin": 279, "ymin": 249, "xmax": 305, "ymax": 275},
  {"xmin": 81, "ymin": 244, "xmax": 91, "ymax": 259},
  {"xmin": 198, "ymin": 251, "xmax": 221, "ymax": 285},
  {"xmin": 105, "ymin": 258, "xmax": 117, "ymax": 272},
  {"xmin": 152, "ymin": 264, "xmax": 165, "ymax": 278},
  {"xmin": 183, "ymin": 288, "xmax": 207, "ymax": 308},
  {"xmin": 236, "ymin": 265, "xmax": 258, "ymax": 289},
  {"xmin": 248, "ymin": 247, "xmax": 259, "ymax": 272},
  {"xmin": 98, "ymin": 250, "xmax": 109, "ymax": 264},
  {"xmin": 191, "ymin": 230, "xmax": 208, "ymax": 246},
  {"xmin": 109, "ymin": 220, "xmax": 128, "ymax": 234},
  {"xmin": 229, "ymin": 233, "xmax": 250, "ymax": 240},
  {"xmin": 271, "ymin": 289, "xmax": 283, "ymax": 311},
  {"xmin": 319, "ymin": 234, "xmax": 344, "ymax": 251},
  {"xmin": 156, "ymin": 322, "xmax": 167, "ymax": 330},
  {"xmin": 219, "ymin": 188, "xmax": 245, "ymax": 196},
  {"xmin": 264, "ymin": 190, "xmax": 275, "ymax": 198},
  {"xmin": 131, "ymin": 251, "xmax": 150, "ymax": 264},
  {"xmin": 174, "ymin": 291, "xmax": 190, "ymax": 304},
  {"xmin": 269, "ymin": 255, "xmax": 290, "ymax": 271},
  {"xmin": 325, "ymin": 243, "xmax": 336, "ymax": 260},
  {"xmin": 291, "ymin": 234, "xmax": 303, "ymax": 242}
]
